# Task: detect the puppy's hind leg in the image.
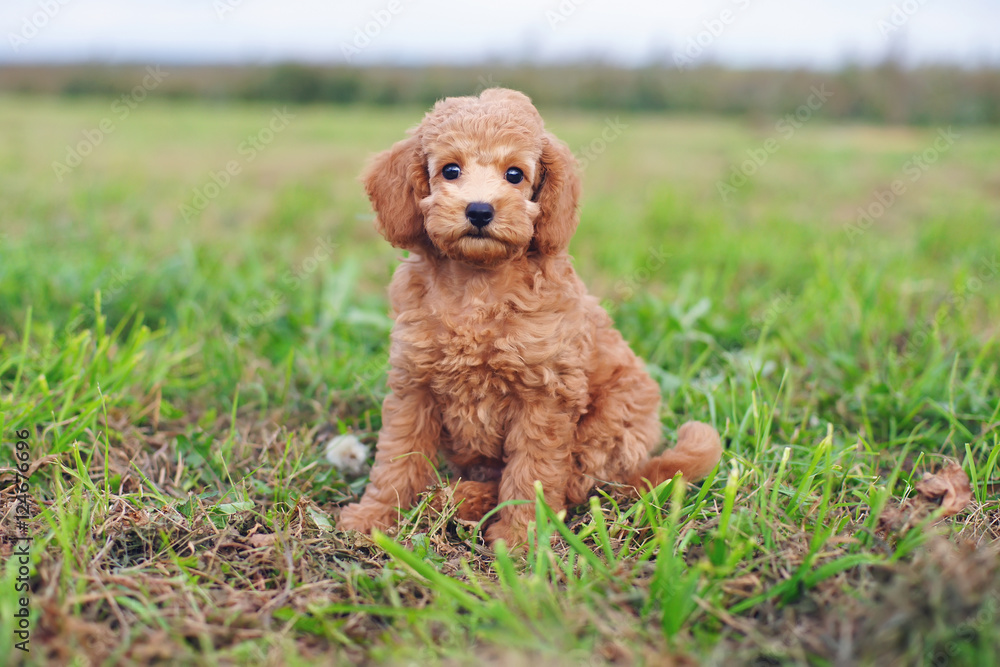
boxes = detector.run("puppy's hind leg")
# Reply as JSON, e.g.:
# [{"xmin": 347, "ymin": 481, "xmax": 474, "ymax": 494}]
[
  {"xmin": 568, "ymin": 353, "xmax": 663, "ymax": 506},
  {"xmin": 431, "ymin": 480, "xmax": 500, "ymax": 522}
]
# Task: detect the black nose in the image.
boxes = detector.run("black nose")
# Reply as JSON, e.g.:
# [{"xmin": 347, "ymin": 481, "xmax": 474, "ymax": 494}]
[{"xmin": 465, "ymin": 202, "xmax": 494, "ymax": 228}]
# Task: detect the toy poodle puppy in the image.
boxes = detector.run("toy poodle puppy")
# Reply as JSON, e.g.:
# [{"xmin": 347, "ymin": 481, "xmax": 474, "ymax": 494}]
[{"xmin": 339, "ymin": 88, "xmax": 722, "ymax": 547}]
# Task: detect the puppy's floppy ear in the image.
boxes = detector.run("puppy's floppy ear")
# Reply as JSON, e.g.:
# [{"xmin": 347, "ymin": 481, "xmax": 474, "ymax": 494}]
[
  {"xmin": 531, "ymin": 133, "xmax": 581, "ymax": 255},
  {"xmin": 362, "ymin": 133, "xmax": 430, "ymax": 250}
]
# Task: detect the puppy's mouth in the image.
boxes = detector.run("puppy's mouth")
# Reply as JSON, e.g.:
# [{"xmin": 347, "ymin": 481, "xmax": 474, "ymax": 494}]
[
  {"xmin": 452, "ymin": 232, "xmax": 515, "ymax": 267},
  {"xmin": 422, "ymin": 205, "xmax": 530, "ymax": 267},
  {"xmin": 457, "ymin": 232, "xmax": 507, "ymax": 250}
]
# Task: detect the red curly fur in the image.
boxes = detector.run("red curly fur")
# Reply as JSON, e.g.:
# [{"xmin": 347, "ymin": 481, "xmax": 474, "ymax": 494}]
[{"xmin": 339, "ymin": 88, "xmax": 723, "ymax": 546}]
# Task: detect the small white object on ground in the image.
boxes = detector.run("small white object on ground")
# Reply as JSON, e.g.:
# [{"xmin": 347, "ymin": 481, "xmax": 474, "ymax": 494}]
[{"xmin": 323, "ymin": 434, "xmax": 369, "ymax": 476}]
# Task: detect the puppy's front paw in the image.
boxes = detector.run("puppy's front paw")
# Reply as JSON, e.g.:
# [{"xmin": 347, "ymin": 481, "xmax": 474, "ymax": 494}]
[{"xmin": 338, "ymin": 501, "xmax": 398, "ymax": 534}]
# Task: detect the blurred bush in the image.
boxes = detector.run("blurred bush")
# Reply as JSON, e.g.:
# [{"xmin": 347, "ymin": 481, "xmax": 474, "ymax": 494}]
[{"xmin": 1, "ymin": 61, "xmax": 998, "ymax": 125}]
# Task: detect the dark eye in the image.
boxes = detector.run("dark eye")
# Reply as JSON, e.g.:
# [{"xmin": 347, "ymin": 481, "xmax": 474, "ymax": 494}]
[
  {"xmin": 442, "ymin": 163, "xmax": 461, "ymax": 180},
  {"xmin": 504, "ymin": 167, "xmax": 524, "ymax": 184}
]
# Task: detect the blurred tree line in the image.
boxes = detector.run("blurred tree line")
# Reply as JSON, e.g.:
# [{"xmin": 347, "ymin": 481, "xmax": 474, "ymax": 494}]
[{"xmin": 3, "ymin": 62, "xmax": 998, "ymax": 125}]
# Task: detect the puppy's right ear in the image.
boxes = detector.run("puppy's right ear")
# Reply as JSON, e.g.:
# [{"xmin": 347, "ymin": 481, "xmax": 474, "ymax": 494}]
[{"xmin": 362, "ymin": 134, "xmax": 429, "ymax": 249}]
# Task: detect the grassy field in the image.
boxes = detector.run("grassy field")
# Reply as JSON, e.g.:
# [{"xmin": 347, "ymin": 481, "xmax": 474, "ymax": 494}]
[{"xmin": 1, "ymin": 94, "xmax": 999, "ymax": 665}]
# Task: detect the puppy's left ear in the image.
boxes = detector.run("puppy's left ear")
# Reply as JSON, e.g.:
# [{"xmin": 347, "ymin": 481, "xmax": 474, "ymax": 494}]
[
  {"xmin": 531, "ymin": 133, "xmax": 581, "ymax": 255},
  {"xmin": 362, "ymin": 133, "xmax": 430, "ymax": 250}
]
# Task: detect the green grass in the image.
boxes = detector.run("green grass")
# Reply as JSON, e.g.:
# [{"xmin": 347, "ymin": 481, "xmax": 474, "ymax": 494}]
[{"xmin": 1, "ymin": 94, "xmax": 998, "ymax": 665}]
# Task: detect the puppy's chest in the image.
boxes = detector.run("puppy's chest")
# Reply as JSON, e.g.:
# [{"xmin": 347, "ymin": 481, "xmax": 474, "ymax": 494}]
[
  {"xmin": 419, "ymin": 306, "xmax": 531, "ymax": 397},
  {"xmin": 398, "ymin": 303, "xmax": 573, "ymax": 447}
]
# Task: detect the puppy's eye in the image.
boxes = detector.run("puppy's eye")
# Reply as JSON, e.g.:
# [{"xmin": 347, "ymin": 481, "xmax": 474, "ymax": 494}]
[
  {"xmin": 504, "ymin": 167, "xmax": 524, "ymax": 184},
  {"xmin": 442, "ymin": 163, "xmax": 461, "ymax": 180}
]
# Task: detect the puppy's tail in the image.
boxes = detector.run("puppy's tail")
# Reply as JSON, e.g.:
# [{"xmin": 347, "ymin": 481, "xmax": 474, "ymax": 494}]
[{"xmin": 628, "ymin": 421, "xmax": 722, "ymax": 493}]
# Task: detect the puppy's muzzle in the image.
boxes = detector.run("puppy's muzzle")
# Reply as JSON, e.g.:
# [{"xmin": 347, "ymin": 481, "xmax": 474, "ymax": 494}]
[{"xmin": 465, "ymin": 202, "xmax": 495, "ymax": 229}]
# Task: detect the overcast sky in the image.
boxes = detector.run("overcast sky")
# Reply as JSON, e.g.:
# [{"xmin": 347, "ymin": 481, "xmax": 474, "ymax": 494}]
[{"xmin": 3, "ymin": 0, "xmax": 999, "ymax": 68}]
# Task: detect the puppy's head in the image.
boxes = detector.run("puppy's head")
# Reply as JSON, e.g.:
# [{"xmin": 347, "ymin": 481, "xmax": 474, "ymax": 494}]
[{"xmin": 363, "ymin": 88, "xmax": 580, "ymax": 267}]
